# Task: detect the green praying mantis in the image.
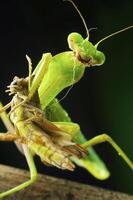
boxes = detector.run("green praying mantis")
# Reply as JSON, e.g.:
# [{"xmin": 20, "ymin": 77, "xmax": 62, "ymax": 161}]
[{"xmin": 0, "ymin": 0, "xmax": 133, "ymax": 198}]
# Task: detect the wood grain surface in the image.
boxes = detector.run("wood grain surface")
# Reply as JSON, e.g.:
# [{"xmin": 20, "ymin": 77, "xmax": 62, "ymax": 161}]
[{"xmin": 0, "ymin": 164, "xmax": 132, "ymax": 200}]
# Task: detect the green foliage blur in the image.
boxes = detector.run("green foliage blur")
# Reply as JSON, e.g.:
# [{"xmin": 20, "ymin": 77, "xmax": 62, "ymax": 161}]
[{"xmin": 92, "ymin": 0, "xmax": 133, "ymax": 194}]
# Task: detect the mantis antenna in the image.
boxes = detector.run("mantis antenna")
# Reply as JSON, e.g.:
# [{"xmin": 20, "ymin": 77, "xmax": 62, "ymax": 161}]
[
  {"xmin": 95, "ymin": 25, "xmax": 133, "ymax": 48},
  {"xmin": 63, "ymin": 0, "xmax": 90, "ymax": 39},
  {"xmin": 54, "ymin": 0, "xmax": 89, "ymax": 105}
]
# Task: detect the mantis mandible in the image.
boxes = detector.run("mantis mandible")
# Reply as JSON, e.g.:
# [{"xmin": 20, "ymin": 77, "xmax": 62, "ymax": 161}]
[{"xmin": 0, "ymin": 0, "xmax": 133, "ymax": 198}]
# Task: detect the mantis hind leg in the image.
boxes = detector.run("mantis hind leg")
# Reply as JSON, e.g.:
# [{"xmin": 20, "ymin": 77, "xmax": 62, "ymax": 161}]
[
  {"xmin": 0, "ymin": 144, "xmax": 37, "ymax": 198},
  {"xmin": 50, "ymin": 122, "xmax": 110, "ymax": 180},
  {"xmin": 82, "ymin": 133, "xmax": 133, "ymax": 170}
]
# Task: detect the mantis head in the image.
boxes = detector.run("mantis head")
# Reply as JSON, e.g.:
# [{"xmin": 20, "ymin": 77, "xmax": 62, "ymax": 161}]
[
  {"xmin": 66, "ymin": 0, "xmax": 133, "ymax": 68},
  {"xmin": 68, "ymin": 32, "xmax": 105, "ymax": 67}
]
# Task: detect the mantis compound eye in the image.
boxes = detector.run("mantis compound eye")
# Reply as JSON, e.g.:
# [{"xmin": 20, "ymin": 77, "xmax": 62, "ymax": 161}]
[
  {"xmin": 93, "ymin": 51, "xmax": 105, "ymax": 66},
  {"xmin": 68, "ymin": 32, "xmax": 83, "ymax": 50}
]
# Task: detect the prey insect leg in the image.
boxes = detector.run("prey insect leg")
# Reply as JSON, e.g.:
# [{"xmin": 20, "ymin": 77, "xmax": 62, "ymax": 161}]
[
  {"xmin": 0, "ymin": 132, "xmax": 18, "ymax": 141},
  {"xmin": 0, "ymin": 102, "xmax": 11, "ymax": 113}
]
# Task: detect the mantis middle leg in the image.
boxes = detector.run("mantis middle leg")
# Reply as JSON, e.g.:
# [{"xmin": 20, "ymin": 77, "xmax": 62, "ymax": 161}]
[
  {"xmin": 0, "ymin": 144, "xmax": 37, "ymax": 198},
  {"xmin": 51, "ymin": 122, "xmax": 110, "ymax": 180},
  {"xmin": 82, "ymin": 133, "xmax": 133, "ymax": 170}
]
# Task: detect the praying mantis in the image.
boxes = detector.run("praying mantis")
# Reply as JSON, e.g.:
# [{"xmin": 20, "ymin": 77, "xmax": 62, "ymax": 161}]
[{"xmin": 0, "ymin": 0, "xmax": 133, "ymax": 198}]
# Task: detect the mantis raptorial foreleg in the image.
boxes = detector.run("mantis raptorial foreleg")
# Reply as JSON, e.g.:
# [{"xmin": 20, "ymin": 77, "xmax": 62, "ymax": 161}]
[
  {"xmin": 0, "ymin": 144, "xmax": 37, "ymax": 198},
  {"xmin": 82, "ymin": 133, "xmax": 133, "ymax": 170},
  {"xmin": 29, "ymin": 53, "xmax": 52, "ymax": 100}
]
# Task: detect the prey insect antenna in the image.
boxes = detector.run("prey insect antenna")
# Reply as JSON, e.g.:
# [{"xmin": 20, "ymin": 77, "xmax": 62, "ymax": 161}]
[
  {"xmin": 63, "ymin": 0, "xmax": 89, "ymax": 39},
  {"xmin": 26, "ymin": 55, "xmax": 33, "ymax": 91},
  {"xmin": 95, "ymin": 25, "xmax": 133, "ymax": 48}
]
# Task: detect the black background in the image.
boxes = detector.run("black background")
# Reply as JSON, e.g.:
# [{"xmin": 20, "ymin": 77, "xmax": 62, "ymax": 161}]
[{"xmin": 0, "ymin": 0, "xmax": 133, "ymax": 195}]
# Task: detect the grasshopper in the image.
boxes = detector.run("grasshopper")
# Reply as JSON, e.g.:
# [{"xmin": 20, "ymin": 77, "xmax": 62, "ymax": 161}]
[{"xmin": 0, "ymin": 0, "xmax": 133, "ymax": 198}]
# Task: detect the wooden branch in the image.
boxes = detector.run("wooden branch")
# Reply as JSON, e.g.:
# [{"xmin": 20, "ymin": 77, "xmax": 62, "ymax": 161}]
[{"xmin": 0, "ymin": 164, "xmax": 132, "ymax": 200}]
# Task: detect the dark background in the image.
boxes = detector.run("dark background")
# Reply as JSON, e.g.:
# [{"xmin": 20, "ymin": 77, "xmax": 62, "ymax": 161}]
[{"xmin": 0, "ymin": 0, "xmax": 133, "ymax": 195}]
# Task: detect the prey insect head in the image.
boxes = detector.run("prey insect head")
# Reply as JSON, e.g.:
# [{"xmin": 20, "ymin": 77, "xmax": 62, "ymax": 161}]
[
  {"xmin": 68, "ymin": 32, "xmax": 105, "ymax": 67},
  {"xmin": 6, "ymin": 76, "xmax": 28, "ymax": 96}
]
